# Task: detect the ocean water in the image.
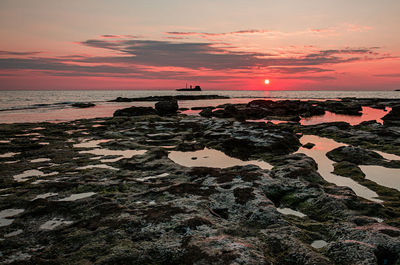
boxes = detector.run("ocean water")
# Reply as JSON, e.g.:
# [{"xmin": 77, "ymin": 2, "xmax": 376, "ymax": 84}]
[{"xmin": 0, "ymin": 90, "xmax": 399, "ymax": 123}]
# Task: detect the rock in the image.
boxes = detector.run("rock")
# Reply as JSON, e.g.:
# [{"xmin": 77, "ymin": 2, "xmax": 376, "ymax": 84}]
[
  {"xmin": 382, "ymin": 105, "xmax": 400, "ymax": 126},
  {"xmin": 191, "ymin": 106, "xmax": 216, "ymax": 110},
  {"xmin": 155, "ymin": 100, "xmax": 178, "ymax": 115},
  {"xmin": 325, "ymin": 240, "xmax": 377, "ymax": 264},
  {"xmin": 323, "ymin": 100, "xmax": 362, "ymax": 115},
  {"xmin": 113, "ymin": 106, "xmax": 156, "ymax": 116},
  {"xmin": 303, "ymin": 142, "xmax": 315, "ymax": 149},
  {"xmin": 332, "ymin": 161, "xmax": 365, "ymax": 179},
  {"xmin": 109, "ymin": 95, "xmax": 229, "ymax": 102},
  {"xmin": 71, "ymin": 102, "xmax": 95, "ymax": 108},
  {"xmin": 326, "ymin": 146, "xmax": 384, "ymax": 165},
  {"xmin": 199, "ymin": 108, "xmax": 213, "ymax": 118},
  {"xmin": 111, "ymin": 97, "xmax": 134, "ymax": 102}
]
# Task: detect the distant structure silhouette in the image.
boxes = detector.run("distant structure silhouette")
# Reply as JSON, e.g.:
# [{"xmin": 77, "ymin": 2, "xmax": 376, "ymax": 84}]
[{"xmin": 176, "ymin": 83, "xmax": 202, "ymax": 91}]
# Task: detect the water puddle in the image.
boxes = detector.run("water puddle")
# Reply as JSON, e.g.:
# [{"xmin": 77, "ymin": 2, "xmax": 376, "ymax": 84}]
[
  {"xmin": 136, "ymin": 173, "xmax": 170, "ymax": 182},
  {"xmin": 39, "ymin": 142, "xmax": 50, "ymax": 145},
  {"xmin": 359, "ymin": 166, "xmax": 400, "ymax": 191},
  {"xmin": 372, "ymin": 217, "xmax": 384, "ymax": 223},
  {"xmin": 5, "ymin": 229, "xmax": 23, "ymax": 237},
  {"xmin": 297, "ymin": 135, "xmax": 382, "ymax": 203},
  {"xmin": 301, "ymin": 107, "xmax": 389, "ymax": 126},
  {"xmin": 161, "ymin": 145, "xmax": 177, "ymax": 149},
  {"xmin": 40, "ymin": 218, "xmax": 73, "ymax": 230},
  {"xmin": 13, "ymin": 170, "xmax": 58, "ymax": 182},
  {"xmin": 311, "ymin": 240, "xmax": 328, "ymax": 249},
  {"xmin": 58, "ymin": 192, "xmax": 96, "ymax": 201},
  {"xmin": 15, "ymin": 132, "xmax": 42, "ymax": 137},
  {"xmin": 32, "ymin": 179, "xmax": 60, "ymax": 185},
  {"xmin": 0, "ymin": 209, "xmax": 24, "ymax": 227},
  {"xmin": 374, "ymin": 150, "xmax": 400, "ymax": 161},
  {"xmin": 168, "ymin": 147, "xmax": 272, "ymax": 170},
  {"xmin": 77, "ymin": 164, "xmax": 119, "ymax": 170},
  {"xmin": 277, "ymin": 207, "xmax": 306, "ymax": 218},
  {"xmin": 0, "ymin": 152, "xmax": 20, "ymax": 158},
  {"xmin": 0, "ymin": 140, "xmax": 11, "ymax": 143},
  {"xmin": 30, "ymin": 158, "xmax": 51, "ymax": 163},
  {"xmin": 79, "ymin": 149, "xmax": 146, "ymax": 160},
  {"xmin": 32, "ymin": 192, "xmax": 58, "ymax": 201},
  {"xmin": 247, "ymin": 119, "xmax": 290, "ymax": 125},
  {"xmin": 73, "ymin": 139, "xmax": 111, "ymax": 148}
]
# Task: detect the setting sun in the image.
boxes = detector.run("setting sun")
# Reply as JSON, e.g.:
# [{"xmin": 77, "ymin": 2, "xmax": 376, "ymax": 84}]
[{"xmin": 264, "ymin": 79, "xmax": 270, "ymax": 85}]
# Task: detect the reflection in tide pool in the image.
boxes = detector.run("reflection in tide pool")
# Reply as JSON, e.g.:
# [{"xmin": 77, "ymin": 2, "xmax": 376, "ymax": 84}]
[
  {"xmin": 301, "ymin": 107, "xmax": 389, "ymax": 126},
  {"xmin": 360, "ymin": 166, "xmax": 400, "ymax": 192},
  {"xmin": 297, "ymin": 135, "xmax": 382, "ymax": 203},
  {"xmin": 168, "ymin": 147, "xmax": 272, "ymax": 170}
]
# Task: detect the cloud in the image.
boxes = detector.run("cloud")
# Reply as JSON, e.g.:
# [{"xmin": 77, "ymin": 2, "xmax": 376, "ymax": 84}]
[
  {"xmin": 100, "ymin": 34, "xmax": 140, "ymax": 39},
  {"xmin": 0, "ymin": 51, "xmax": 41, "ymax": 56},
  {"xmin": 0, "ymin": 36, "xmax": 392, "ymax": 84},
  {"xmin": 374, "ymin": 73, "xmax": 400, "ymax": 78},
  {"xmin": 79, "ymin": 39, "xmax": 386, "ymax": 70},
  {"xmin": 165, "ymin": 29, "xmax": 272, "ymax": 37},
  {"xmin": 267, "ymin": 66, "xmax": 334, "ymax": 74}
]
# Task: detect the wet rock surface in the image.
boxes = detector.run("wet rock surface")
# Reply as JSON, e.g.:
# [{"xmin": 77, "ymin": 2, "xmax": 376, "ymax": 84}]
[{"xmin": 0, "ymin": 99, "xmax": 400, "ymax": 264}]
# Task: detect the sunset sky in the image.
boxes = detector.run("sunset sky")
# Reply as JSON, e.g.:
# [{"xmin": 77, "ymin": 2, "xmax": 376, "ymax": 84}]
[{"xmin": 0, "ymin": 0, "xmax": 399, "ymax": 90}]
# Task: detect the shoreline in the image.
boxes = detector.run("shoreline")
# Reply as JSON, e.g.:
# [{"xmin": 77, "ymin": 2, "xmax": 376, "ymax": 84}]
[{"xmin": 0, "ymin": 98, "xmax": 399, "ymax": 264}]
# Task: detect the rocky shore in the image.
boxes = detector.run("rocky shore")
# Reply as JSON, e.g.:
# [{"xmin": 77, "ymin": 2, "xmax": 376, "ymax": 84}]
[{"xmin": 0, "ymin": 98, "xmax": 399, "ymax": 264}]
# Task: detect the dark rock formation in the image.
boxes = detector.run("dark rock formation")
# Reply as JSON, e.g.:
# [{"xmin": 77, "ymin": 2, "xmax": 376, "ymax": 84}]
[
  {"xmin": 199, "ymin": 108, "xmax": 213, "ymax": 118},
  {"xmin": 303, "ymin": 142, "xmax": 315, "ymax": 149},
  {"xmin": 71, "ymin": 102, "xmax": 95, "ymax": 108},
  {"xmin": 113, "ymin": 106, "xmax": 156, "ymax": 117},
  {"xmin": 327, "ymin": 146, "xmax": 384, "ymax": 165},
  {"xmin": 109, "ymin": 95, "xmax": 229, "ymax": 102},
  {"xmin": 323, "ymin": 100, "xmax": 362, "ymax": 115},
  {"xmin": 382, "ymin": 105, "xmax": 400, "ymax": 126},
  {"xmin": 155, "ymin": 99, "xmax": 178, "ymax": 115}
]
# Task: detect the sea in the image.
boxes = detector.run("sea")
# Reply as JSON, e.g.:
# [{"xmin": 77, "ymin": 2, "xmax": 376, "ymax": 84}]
[{"xmin": 0, "ymin": 90, "xmax": 399, "ymax": 124}]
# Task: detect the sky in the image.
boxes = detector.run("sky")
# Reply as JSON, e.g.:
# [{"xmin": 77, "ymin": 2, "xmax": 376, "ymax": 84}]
[{"xmin": 0, "ymin": 0, "xmax": 399, "ymax": 90}]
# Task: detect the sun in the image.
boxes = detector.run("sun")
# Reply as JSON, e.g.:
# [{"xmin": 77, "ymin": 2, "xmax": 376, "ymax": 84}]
[{"xmin": 264, "ymin": 79, "xmax": 270, "ymax": 85}]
